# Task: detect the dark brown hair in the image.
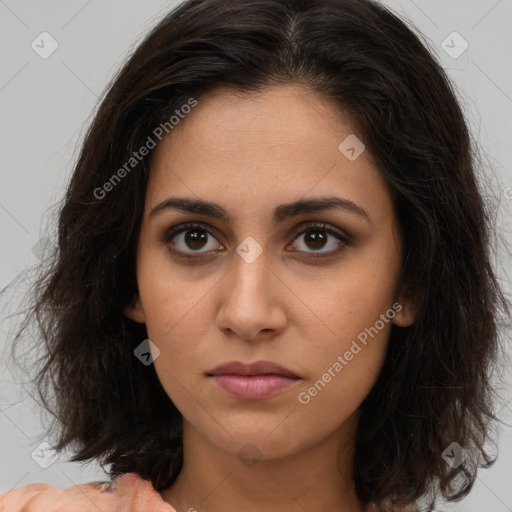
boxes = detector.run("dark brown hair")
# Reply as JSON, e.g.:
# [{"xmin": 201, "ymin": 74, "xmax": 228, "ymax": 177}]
[{"xmin": 5, "ymin": 0, "xmax": 510, "ymax": 510}]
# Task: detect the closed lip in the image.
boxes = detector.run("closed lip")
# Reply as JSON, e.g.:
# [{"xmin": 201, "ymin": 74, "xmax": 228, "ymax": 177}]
[{"xmin": 206, "ymin": 360, "xmax": 299, "ymax": 378}]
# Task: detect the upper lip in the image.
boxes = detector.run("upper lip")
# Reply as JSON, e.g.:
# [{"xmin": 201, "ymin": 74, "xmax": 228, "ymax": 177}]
[{"xmin": 207, "ymin": 360, "xmax": 299, "ymax": 378}]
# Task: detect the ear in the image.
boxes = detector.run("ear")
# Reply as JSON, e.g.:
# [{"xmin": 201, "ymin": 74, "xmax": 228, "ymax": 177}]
[
  {"xmin": 124, "ymin": 294, "xmax": 146, "ymax": 323},
  {"xmin": 392, "ymin": 289, "xmax": 417, "ymax": 327}
]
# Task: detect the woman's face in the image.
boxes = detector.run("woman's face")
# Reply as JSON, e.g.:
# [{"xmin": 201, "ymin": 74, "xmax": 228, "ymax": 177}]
[{"xmin": 125, "ymin": 84, "xmax": 413, "ymax": 460}]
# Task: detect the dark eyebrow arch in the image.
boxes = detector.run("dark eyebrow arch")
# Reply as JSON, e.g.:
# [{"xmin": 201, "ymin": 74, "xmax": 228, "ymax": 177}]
[{"xmin": 149, "ymin": 196, "xmax": 372, "ymax": 225}]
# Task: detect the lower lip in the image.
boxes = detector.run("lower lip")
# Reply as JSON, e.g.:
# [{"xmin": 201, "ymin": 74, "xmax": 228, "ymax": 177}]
[{"xmin": 210, "ymin": 374, "xmax": 299, "ymax": 400}]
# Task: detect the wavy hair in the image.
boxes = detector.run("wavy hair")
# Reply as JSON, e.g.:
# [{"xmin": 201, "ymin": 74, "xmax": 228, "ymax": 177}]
[{"xmin": 5, "ymin": 0, "xmax": 510, "ymax": 510}]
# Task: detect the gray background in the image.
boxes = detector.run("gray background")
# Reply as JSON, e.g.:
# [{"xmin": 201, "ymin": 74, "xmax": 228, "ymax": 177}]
[{"xmin": 0, "ymin": 1, "xmax": 511, "ymax": 510}]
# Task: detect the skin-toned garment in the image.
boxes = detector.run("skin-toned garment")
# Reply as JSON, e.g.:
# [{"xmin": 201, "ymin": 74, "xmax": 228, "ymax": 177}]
[{"xmin": 0, "ymin": 472, "xmax": 176, "ymax": 512}]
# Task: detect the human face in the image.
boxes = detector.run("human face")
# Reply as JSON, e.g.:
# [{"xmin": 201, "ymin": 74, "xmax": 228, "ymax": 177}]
[{"xmin": 125, "ymin": 84, "xmax": 413, "ymax": 460}]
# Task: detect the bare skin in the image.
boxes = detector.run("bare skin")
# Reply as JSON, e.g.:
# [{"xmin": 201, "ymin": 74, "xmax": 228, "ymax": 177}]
[{"xmin": 125, "ymin": 84, "xmax": 415, "ymax": 512}]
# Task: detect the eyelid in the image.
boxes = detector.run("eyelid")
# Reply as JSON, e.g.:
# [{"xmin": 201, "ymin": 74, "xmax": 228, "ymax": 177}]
[
  {"xmin": 291, "ymin": 221, "xmax": 351, "ymax": 244},
  {"xmin": 162, "ymin": 221, "xmax": 221, "ymax": 245}
]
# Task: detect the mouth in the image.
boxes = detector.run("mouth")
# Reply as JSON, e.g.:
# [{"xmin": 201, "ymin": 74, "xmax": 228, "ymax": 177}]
[{"xmin": 206, "ymin": 360, "xmax": 300, "ymax": 400}]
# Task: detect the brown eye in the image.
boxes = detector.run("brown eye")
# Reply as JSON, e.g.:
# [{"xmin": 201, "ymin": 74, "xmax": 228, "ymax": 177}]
[
  {"xmin": 163, "ymin": 222, "xmax": 223, "ymax": 257},
  {"xmin": 184, "ymin": 227, "xmax": 209, "ymax": 250},
  {"xmin": 289, "ymin": 223, "xmax": 351, "ymax": 257},
  {"xmin": 303, "ymin": 229, "xmax": 328, "ymax": 250}
]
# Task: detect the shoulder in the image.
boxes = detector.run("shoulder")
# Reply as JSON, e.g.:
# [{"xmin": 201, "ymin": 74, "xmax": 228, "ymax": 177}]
[{"xmin": 0, "ymin": 472, "xmax": 176, "ymax": 512}]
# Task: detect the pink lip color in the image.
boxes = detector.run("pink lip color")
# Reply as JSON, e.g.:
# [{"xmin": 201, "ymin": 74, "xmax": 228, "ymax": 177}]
[{"xmin": 211, "ymin": 374, "xmax": 299, "ymax": 400}]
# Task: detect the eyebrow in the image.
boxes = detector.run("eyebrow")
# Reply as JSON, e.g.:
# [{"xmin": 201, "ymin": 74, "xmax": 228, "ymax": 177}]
[{"xmin": 149, "ymin": 196, "xmax": 372, "ymax": 225}]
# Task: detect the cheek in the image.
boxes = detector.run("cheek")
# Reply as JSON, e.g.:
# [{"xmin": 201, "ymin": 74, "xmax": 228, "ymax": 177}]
[
  {"xmin": 294, "ymin": 249, "xmax": 399, "ymax": 412},
  {"xmin": 136, "ymin": 247, "xmax": 211, "ymax": 342},
  {"xmin": 136, "ymin": 261, "xmax": 217, "ymax": 373},
  {"xmin": 146, "ymin": 298, "xmax": 208, "ymax": 415},
  {"xmin": 294, "ymin": 314, "xmax": 392, "ymax": 438},
  {"xmin": 305, "ymin": 260, "xmax": 399, "ymax": 352}
]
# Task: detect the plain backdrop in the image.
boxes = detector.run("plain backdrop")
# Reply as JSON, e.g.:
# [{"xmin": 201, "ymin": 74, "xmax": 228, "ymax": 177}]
[{"xmin": 1, "ymin": 1, "xmax": 511, "ymax": 510}]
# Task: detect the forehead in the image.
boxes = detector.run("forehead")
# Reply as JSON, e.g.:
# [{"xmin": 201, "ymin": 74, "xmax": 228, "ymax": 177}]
[
  {"xmin": 146, "ymin": 85, "xmax": 392, "ymax": 226},
  {"xmin": 155, "ymin": 84, "xmax": 351, "ymax": 156}
]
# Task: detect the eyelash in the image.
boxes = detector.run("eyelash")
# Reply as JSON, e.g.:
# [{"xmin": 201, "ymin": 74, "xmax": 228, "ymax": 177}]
[{"xmin": 162, "ymin": 221, "xmax": 352, "ymax": 260}]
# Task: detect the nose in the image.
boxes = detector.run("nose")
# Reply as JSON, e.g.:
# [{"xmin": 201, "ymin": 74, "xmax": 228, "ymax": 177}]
[{"xmin": 215, "ymin": 247, "xmax": 287, "ymax": 342}]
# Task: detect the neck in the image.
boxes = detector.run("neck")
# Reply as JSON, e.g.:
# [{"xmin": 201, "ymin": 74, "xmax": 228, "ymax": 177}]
[{"xmin": 160, "ymin": 413, "xmax": 367, "ymax": 512}]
